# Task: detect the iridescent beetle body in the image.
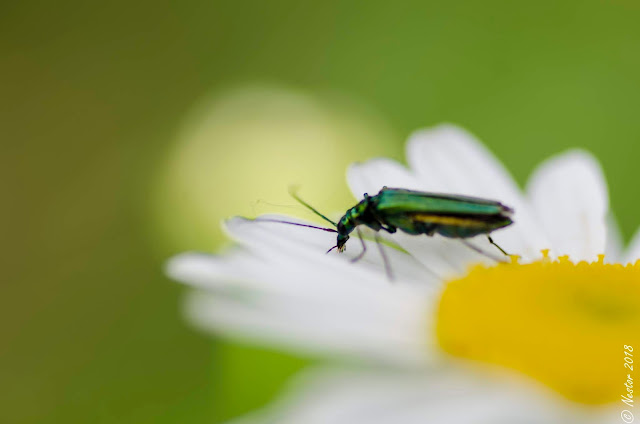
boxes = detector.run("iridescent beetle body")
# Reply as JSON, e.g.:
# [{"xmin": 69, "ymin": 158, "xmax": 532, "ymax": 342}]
[{"xmin": 335, "ymin": 187, "xmax": 514, "ymax": 253}]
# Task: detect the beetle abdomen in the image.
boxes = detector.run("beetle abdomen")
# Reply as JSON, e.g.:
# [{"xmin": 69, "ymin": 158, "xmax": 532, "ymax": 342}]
[{"xmin": 384, "ymin": 211, "xmax": 512, "ymax": 239}]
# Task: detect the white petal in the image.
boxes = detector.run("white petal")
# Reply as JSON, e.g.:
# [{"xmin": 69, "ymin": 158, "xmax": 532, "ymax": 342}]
[
  {"xmin": 185, "ymin": 290, "xmax": 433, "ymax": 365},
  {"xmin": 167, "ymin": 216, "xmax": 439, "ymax": 364},
  {"xmin": 407, "ymin": 125, "xmax": 513, "ymax": 196},
  {"xmin": 605, "ymin": 213, "xmax": 624, "ymax": 263},
  {"xmin": 227, "ymin": 367, "xmax": 611, "ymax": 424},
  {"xmin": 527, "ymin": 150, "xmax": 608, "ymax": 262},
  {"xmin": 167, "ymin": 245, "xmax": 436, "ymax": 308},
  {"xmin": 406, "ymin": 124, "xmax": 549, "ymax": 261},
  {"xmin": 624, "ymin": 226, "xmax": 640, "ymax": 264},
  {"xmin": 347, "ymin": 158, "xmax": 423, "ymax": 198}
]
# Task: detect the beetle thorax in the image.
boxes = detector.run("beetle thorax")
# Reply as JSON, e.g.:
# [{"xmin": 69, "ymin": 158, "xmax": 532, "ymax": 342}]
[
  {"xmin": 335, "ymin": 200, "xmax": 370, "ymax": 252},
  {"xmin": 338, "ymin": 201, "xmax": 368, "ymax": 234}
]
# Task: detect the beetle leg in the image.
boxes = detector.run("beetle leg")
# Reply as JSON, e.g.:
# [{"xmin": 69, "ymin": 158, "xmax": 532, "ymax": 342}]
[
  {"xmin": 351, "ymin": 227, "xmax": 367, "ymax": 263},
  {"xmin": 487, "ymin": 236, "xmax": 510, "ymax": 256},
  {"xmin": 461, "ymin": 239, "xmax": 507, "ymax": 263},
  {"xmin": 367, "ymin": 206, "xmax": 396, "ymax": 234},
  {"xmin": 382, "ymin": 225, "xmax": 397, "ymax": 233},
  {"xmin": 375, "ymin": 233, "xmax": 394, "ymax": 282}
]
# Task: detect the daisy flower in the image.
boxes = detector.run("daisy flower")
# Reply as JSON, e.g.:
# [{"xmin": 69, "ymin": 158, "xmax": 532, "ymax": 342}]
[{"xmin": 167, "ymin": 125, "xmax": 640, "ymax": 423}]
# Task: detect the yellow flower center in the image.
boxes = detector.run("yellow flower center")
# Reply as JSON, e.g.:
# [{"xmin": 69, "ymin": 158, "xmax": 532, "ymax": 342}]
[{"xmin": 436, "ymin": 252, "xmax": 640, "ymax": 405}]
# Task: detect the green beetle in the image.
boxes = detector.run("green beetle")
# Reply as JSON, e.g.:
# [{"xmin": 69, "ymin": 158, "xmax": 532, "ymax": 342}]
[{"xmin": 332, "ymin": 187, "xmax": 513, "ymax": 255}]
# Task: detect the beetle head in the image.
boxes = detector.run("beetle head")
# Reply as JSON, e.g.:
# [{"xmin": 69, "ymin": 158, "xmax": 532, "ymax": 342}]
[{"xmin": 336, "ymin": 233, "xmax": 349, "ymax": 252}]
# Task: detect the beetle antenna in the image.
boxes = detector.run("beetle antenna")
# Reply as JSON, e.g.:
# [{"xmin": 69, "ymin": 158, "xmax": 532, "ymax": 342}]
[
  {"xmin": 326, "ymin": 245, "xmax": 338, "ymax": 253},
  {"xmin": 289, "ymin": 187, "xmax": 338, "ymax": 227},
  {"xmin": 250, "ymin": 217, "xmax": 337, "ymax": 233}
]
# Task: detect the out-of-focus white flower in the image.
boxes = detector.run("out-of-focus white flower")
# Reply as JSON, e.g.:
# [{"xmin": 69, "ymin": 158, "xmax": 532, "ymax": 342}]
[{"xmin": 168, "ymin": 125, "xmax": 640, "ymax": 424}]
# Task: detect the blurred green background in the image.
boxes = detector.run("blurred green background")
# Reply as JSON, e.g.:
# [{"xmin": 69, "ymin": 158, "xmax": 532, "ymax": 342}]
[{"xmin": 3, "ymin": 1, "xmax": 640, "ymax": 422}]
